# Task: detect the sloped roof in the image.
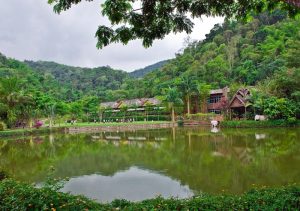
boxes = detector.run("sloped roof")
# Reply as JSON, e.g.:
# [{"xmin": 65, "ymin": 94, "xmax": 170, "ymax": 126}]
[
  {"xmin": 210, "ymin": 87, "xmax": 230, "ymax": 95},
  {"xmin": 100, "ymin": 101, "xmax": 122, "ymax": 109},
  {"xmin": 229, "ymin": 88, "xmax": 251, "ymax": 108},
  {"xmin": 100, "ymin": 97, "xmax": 161, "ymax": 109},
  {"xmin": 122, "ymin": 99, "xmax": 143, "ymax": 107},
  {"xmin": 145, "ymin": 97, "xmax": 161, "ymax": 106}
]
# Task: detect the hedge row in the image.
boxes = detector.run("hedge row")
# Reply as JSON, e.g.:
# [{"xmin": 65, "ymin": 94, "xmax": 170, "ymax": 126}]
[
  {"xmin": 102, "ymin": 115, "xmax": 170, "ymax": 121},
  {"xmin": 220, "ymin": 120, "xmax": 300, "ymax": 128},
  {"xmin": 0, "ymin": 179, "xmax": 299, "ymax": 210}
]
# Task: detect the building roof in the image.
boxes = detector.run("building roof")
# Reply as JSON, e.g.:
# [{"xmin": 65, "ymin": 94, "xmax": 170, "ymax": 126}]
[
  {"xmin": 229, "ymin": 88, "xmax": 251, "ymax": 108},
  {"xmin": 145, "ymin": 97, "xmax": 161, "ymax": 106},
  {"xmin": 210, "ymin": 87, "xmax": 230, "ymax": 95},
  {"xmin": 100, "ymin": 100, "xmax": 124, "ymax": 109},
  {"xmin": 122, "ymin": 99, "xmax": 143, "ymax": 107},
  {"xmin": 100, "ymin": 97, "xmax": 161, "ymax": 109}
]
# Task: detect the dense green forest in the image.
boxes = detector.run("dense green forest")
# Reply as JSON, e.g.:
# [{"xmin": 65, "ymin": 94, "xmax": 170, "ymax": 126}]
[
  {"xmin": 130, "ymin": 10, "xmax": 299, "ymax": 95},
  {"xmin": 129, "ymin": 60, "xmax": 169, "ymax": 78},
  {"xmin": 0, "ymin": 10, "xmax": 299, "ymax": 129},
  {"xmin": 25, "ymin": 61, "xmax": 129, "ymax": 101}
]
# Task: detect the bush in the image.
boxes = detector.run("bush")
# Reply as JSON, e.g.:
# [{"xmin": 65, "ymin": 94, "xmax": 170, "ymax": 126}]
[
  {"xmin": 0, "ymin": 179, "xmax": 299, "ymax": 210},
  {"xmin": 186, "ymin": 113, "xmax": 217, "ymax": 121},
  {"xmin": 0, "ymin": 122, "xmax": 6, "ymax": 131},
  {"xmin": 220, "ymin": 120, "xmax": 300, "ymax": 128}
]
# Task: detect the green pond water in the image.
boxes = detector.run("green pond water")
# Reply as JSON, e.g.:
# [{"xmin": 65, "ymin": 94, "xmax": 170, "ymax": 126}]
[{"xmin": 0, "ymin": 127, "xmax": 299, "ymax": 202}]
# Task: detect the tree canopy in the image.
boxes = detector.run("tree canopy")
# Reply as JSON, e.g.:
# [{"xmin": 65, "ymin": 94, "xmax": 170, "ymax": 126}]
[{"xmin": 48, "ymin": 0, "xmax": 300, "ymax": 48}]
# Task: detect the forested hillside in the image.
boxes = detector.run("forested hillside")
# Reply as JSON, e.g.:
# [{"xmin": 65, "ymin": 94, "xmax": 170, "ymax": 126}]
[
  {"xmin": 119, "ymin": 10, "xmax": 299, "ymax": 121},
  {"xmin": 129, "ymin": 60, "xmax": 169, "ymax": 78},
  {"xmin": 128, "ymin": 10, "xmax": 299, "ymax": 97},
  {"xmin": 25, "ymin": 61, "xmax": 129, "ymax": 101}
]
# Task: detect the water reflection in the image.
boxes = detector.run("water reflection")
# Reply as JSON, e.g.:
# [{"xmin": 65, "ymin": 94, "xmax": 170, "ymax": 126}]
[
  {"xmin": 62, "ymin": 167, "xmax": 193, "ymax": 202},
  {"xmin": 255, "ymin": 133, "xmax": 266, "ymax": 140},
  {"xmin": 0, "ymin": 127, "xmax": 299, "ymax": 202},
  {"xmin": 211, "ymin": 127, "xmax": 220, "ymax": 133}
]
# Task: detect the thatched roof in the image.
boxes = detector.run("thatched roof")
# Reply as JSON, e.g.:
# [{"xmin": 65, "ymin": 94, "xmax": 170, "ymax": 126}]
[
  {"xmin": 229, "ymin": 88, "xmax": 251, "ymax": 108},
  {"xmin": 123, "ymin": 99, "xmax": 143, "ymax": 107},
  {"xmin": 145, "ymin": 98, "xmax": 161, "ymax": 106},
  {"xmin": 100, "ymin": 97, "xmax": 161, "ymax": 109},
  {"xmin": 100, "ymin": 101, "xmax": 122, "ymax": 109}
]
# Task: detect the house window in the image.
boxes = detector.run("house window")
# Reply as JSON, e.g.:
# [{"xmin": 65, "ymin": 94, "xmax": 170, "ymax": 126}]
[
  {"xmin": 208, "ymin": 109, "xmax": 221, "ymax": 114},
  {"xmin": 208, "ymin": 95, "xmax": 222, "ymax": 104}
]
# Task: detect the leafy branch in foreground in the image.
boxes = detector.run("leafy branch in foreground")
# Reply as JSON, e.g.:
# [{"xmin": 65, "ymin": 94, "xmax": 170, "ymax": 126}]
[{"xmin": 48, "ymin": 0, "xmax": 300, "ymax": 48}]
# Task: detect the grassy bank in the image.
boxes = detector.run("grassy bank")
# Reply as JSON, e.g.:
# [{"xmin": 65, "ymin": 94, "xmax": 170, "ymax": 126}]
[
  {"xmin": 0, "ymin": 127, "xmax": 65, "ymax": 137},
  {"xmin": 220, "ymin": 120, "xmax": 300, "ymax": 128},
  {"xmin": 0, "ymin": 121, "xmax": 170, "ymax": 137},
  {"xmin": 0, "ymin": 179, "xmax": 299, "ymax": 210}
]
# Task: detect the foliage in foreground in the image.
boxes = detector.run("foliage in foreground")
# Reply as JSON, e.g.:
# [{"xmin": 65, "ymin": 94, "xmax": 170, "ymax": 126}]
[
  {"xmin": 49, "ymin": 0, "xmax": 300, "ymax": 48},
  {"xmin": 0, "ymin": 179, "xmax": 299, "ymax": 210}
]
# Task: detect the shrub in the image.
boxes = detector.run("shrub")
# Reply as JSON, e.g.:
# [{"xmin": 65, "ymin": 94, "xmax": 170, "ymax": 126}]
[
  {"xmin": 221, "ymin": 120, "xmax": 300, "ymax": 128},
  {"xmin": 34, "ymin": 120, "xmax": 43, "ymax": 129},
  {"xmin": 186, "ymin": 113, "xmax": 216, "ymax": 121},
  {"xmin": 0, "ymin": 179, "xmax": 299, "ymax": 210},
  {"xmin": 0, "ymin": 122, "xmax": 6, "ymax": 131}
]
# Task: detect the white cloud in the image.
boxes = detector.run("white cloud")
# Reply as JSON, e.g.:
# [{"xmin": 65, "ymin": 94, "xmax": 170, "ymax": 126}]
[{"xmin": 0, "ymin": 0, "xmax": 223, "ymax": 72}]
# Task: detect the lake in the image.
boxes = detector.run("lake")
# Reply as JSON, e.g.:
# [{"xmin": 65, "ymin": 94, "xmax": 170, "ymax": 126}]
[{"xmin": 0, "ymin": 127, "xmax": 299, "ymax": 202}]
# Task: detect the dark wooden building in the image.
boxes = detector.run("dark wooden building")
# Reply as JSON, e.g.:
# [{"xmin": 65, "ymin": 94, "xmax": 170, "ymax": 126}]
[
  {"xmin": 207, "ymin": 87, "xmax": 230, "ymax": 114},
  {"xmin": 228, "ymin": 88, "xmax": 251, "ymax": 119}
]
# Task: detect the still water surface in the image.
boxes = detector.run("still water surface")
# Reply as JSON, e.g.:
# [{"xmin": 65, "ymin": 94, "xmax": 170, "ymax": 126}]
[{"xmin": 0, "ymin": 127, "xmax": 299, "ymax": 202}]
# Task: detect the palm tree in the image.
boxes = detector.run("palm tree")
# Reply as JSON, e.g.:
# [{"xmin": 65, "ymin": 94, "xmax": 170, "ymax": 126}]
[
  {"xmin": 163, "ymin": 87, "xmax": 183, "ymax": 123},
  {"xmin": 176, "ymin": 75, "xmax": 197, "ymax": 115},
  {"xmin": 0, "ymin": 77, "xmax": 34, "ymax": 127}
]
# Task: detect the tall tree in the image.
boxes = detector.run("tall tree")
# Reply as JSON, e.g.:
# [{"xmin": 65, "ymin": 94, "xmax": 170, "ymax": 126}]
[
  {"xmin": 162, "ymin": 87, "xmax": 183, "ymax": 123},
  {"xmin": 175, "ymin": 75, "xmax": 197, "ymax": 115},
  {"xmin": 197, "ymin": 83, "xmax": 211, "ymax": 113}
]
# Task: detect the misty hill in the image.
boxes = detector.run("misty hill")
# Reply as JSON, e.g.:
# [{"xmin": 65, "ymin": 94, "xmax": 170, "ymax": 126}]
[{"xmin": 129, "ymin": 60, "xmax": 169, "ymax": 78}]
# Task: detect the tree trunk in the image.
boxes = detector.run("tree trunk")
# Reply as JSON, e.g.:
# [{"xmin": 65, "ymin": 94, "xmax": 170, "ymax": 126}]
[
  {"xmin": 201, "ymin": 98, "xmax": 207, "ymax": 113},
  {"xmin": 171, "ymin": 107, "xmax": 175, "ymax": 123},
  {"xmin": 29, "ymin": 118, "xmax": 33, "ymax": 129},
  {"xmin": 187, "ymin": 95, "xmax": 190, "ymax": 115},
  {"xmin": 49, "ymin": 116, "xmax": 52, "ymax": 128}
]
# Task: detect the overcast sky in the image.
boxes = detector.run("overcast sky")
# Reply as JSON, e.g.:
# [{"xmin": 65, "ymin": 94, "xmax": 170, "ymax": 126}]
[{"xmin": 0, "ymin": 0, "xmax": 223, "ymax": 72}]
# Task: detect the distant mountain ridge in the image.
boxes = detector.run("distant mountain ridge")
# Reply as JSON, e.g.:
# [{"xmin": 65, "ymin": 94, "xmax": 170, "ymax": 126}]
[
  {"xmin": 129, "ymin": 60, "xmax": 170, "ymax": 78},
  {"xmin": 24, "ymin": 60, "xmax": 129, "ymax": 101}
]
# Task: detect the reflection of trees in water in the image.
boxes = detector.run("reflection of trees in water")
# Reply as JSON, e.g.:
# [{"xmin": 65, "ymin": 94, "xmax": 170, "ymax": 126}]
[
  {"xmin": 0, "ymin": 128, "xmax": 299, "ymax": 194},
  {"xmin": 0, "ymin": 170, "xmax": 7, "ymax": 180}
]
